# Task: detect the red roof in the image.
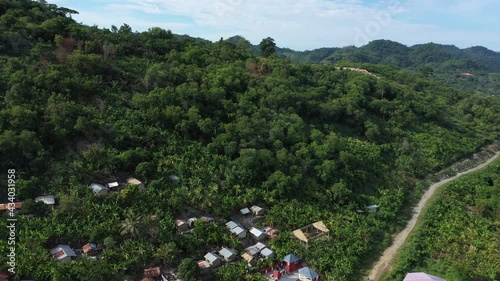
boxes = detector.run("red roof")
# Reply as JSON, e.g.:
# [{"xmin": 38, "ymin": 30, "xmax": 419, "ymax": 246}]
[
  {"xmin": 144, "ymin": 267, "xmax": 160, "ymax": 277},
  {"xmin": 52, "ymin": 250, "xmax": 65, "ymax": 259}
]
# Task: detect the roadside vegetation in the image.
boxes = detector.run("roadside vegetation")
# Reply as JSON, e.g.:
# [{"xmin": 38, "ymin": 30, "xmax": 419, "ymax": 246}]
[{"xmin": 382, "ymin": 157, "xmax": 500, "ymax": 281}]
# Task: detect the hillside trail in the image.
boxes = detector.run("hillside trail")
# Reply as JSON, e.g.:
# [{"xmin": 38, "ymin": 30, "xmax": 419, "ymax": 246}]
[{"xmin": 367, "ymin": 150, "xmax": 500, "ymax": 281}]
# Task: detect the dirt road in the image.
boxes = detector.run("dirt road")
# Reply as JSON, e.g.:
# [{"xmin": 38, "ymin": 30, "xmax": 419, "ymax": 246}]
[{"xmin": 367, "ymin": 151, "xmax": 500, "ymax": 281}]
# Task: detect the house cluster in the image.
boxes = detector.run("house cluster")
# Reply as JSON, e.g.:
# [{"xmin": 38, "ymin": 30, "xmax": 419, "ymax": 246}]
[
  {"xmin": 260, "ymin": 254, "xmax": 320, "ymax": 281},
  {"xmin": 90, "ymin": 177, "xmax": 144, "ymax": 196},
  {"xmin": 198, "ymin": 247, "xmax": 238, "ymax": 274},
  {"xmin": 175, "ymin": 216, "xmax": 215, "ymax": 233},
  {"xmin": 241, "ymin": 242, "xmax": 275, "ymax": 266},
  {"xmin": 50, "ymin": 243, "xmax": 100, "ymax": 262}
]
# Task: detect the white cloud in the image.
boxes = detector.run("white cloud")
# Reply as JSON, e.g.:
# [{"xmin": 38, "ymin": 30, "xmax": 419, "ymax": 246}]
[{"xmin": 50, "ymin": 0, "xmax": 500, "ymax": 51}]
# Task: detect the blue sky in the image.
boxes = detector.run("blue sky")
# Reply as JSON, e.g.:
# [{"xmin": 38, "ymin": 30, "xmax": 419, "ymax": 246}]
[{"xmin": 51, "ymin": 0, "xmax": 500, "ymax": 51}]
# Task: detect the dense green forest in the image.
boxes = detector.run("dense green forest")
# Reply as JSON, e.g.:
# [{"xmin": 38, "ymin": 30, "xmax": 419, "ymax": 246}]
[
  {"xmin": 382, "ymin": 157, "xmax": 500, "ymax": 281},
  {"xmin": 0, "ymin": 1, "xmax": 499, "ymax": 280}
]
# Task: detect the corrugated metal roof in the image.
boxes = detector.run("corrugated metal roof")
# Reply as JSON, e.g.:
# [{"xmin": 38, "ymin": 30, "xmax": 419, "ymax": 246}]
[
  {"xmin": 230, "ymin": 226, "xmax": 246, "ymax": 235},
  {"xmin": 82, "ymin": 243, "xmax": 97, "ymax": 253},
  {"xmin": 226, "ymin": 221, "xmax": 239, "ymax": 229},
  {"xmin": 35, "ymin": 195, "xmax": 55, "ymax": 205},
  {"xmin": 260, "ymin": 247, "xmax": 274, "ymax": 258},
  {"xmin": 144, "ymin": 267, "xmax": 160, "ymax": 277},
  {"xmin": 283, "ymin": 254, "xmax": 301, "ymax": 263},
  {"xmin": 204, "ymin": 252, "xmax": 221, "ymax": 263},
  {"xmin": 219, "ymin": 247, "xmax": 237, "ymax": 259},
  {"xmin": 250, "ymin": 227, "xmax": 265, "ymax": 237},
  {"xmin": 298, "ymin": 267, "xmax": 319, "ymax": 279},
  {"xmin": 240, "ymin": 207, "xmax": 251, "ymax": 215},
  {"xmin": 50, "ymin": 245, "xmax": 76, "ymax": 260},
  {"xmin": 198, "ymin": 260, "xmax": 210, "ymax": 269}
]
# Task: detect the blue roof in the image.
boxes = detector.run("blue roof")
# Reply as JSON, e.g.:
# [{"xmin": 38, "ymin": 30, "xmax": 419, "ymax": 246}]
[
  {"xmin": 283, "ymin": 253, "xmax": 301, "ymax": 263},
  {"xmin": 298, "ymin": 267, "xmax": 319, "ymax": 279}
]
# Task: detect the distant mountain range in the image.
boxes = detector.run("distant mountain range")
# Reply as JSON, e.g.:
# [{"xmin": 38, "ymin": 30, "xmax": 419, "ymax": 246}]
[{"xmin": 225, "ymin": 36, "xmax": 500, "ymax": 95}]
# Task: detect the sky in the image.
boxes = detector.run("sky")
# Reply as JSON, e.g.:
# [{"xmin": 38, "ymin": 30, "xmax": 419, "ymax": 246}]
[{"xmin": 50, "ymin": 0, "xmax": 500, "ymax": 52}]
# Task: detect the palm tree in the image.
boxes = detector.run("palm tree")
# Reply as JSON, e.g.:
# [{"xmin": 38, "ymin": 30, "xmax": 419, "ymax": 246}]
[{"xmin": 119, "ymin": 209, "xmax": 141, "ymax": 238}]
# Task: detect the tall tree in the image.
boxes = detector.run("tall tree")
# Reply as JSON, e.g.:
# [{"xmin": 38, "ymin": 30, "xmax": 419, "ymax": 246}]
[{"xmin": 259, "ymin": 37, "xmax": 276, "ymax": 58}]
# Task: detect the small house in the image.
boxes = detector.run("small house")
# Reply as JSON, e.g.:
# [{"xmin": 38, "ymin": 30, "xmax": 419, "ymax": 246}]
[
  {"xmin": 260, "ymin": 247, "xmax": 275, "ymax": 259},
  {"xmin": 283, "ymin": 254, "xmax": 302, "ymax": 272},
  {"xmin": 198, "ymin": 260, "xmax": 210, "ymax": 274},
  {"xmin": 250, "ymin": 205, "xmax": 265, "ymax": 216},
  {"xmin": 240, "ymin": 207, "xmax": 251, "ymax": 215},
  {"xmin": 144, "ymin": 267, "xmax": 161, "ymax": 278},
  {"xmin": 241, "ymin": 252, "xmax": 256, "ymax": 266},
  {"xmin": 82, "ymin": 243, "xmax": 98, "ymax": 255},
  {"xmin": 169, "ymin": 174, "xmax": 179, "ymax": 181},
  {"xmin": 204, "ymin": 252, "xmax": 222, "ymax": 267},
  {"xmin": 225, "ymin": 221, "xmax": 240, "ymax": 230},
  {"xmin": 35, "ymin": 195, "xmax": 55, "ymax": 205},
  {"xmin": 219, "ymin": 247, "xmax": 238, "ymax": 262},
  {"xmin": 50, "ymin": 245, "xmax": 76, "ymax": 262},
  {"xmin": 403, "ymin": 272, "xmax": 446, "ymax": 281},
  {"xmin": 127, "ymin": 177, "xmax": 145, "ymax": 190},
  {"xmin": 367, "ymin": 205, "xmax": 379, "ymax": 212},
  {"xmin": 230, "ymin": 226, "xmax": 247, "ymax": 238},
  {"xmin": 107, "ymin": 182, "xmax": 119, "ymax": 188},
  {"xmin": 264, "ymin": 226, "xmax": 278, "ymax": 238},
  {"xmin": 298, "ymin": 267, "xmax": 319, "ymax": 281},
  {"xmin": 250, "ymin": 227, "xmax": 267, "ymax": 241},
  {"xmin": 176, "ymin": 219, "xmax": 189, "ymax": 232},
  {"xmin": 90, "ymin": 183, "xmax": 109, "ymax": 196}
]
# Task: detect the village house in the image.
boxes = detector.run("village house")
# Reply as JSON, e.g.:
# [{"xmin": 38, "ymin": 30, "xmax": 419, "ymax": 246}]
[
  {"xmin": 90, "ymin": 183, "xmax": 109, "ymax": 196},
  {"xmin": 198, "ymin": 260, "xmax": 211, "ymax": 274},
  {"xmin": 204, "ymin": 252, "xmax": 222, "ymax": 267},
  {"xmin": 241, "ymin": 252, "xmax": 257, "ymax": 266},
  {"xmin": 34, "ymin": 195, "xmax": 55, "ymax": 205},
  {"xmin": 144, "ymin": 267, "xmax": 161, "ymax": 278},
  {"xmin": 250, "ymin": 205, "xmax": 265, "ymax": 216},
  {"xmin": 219, "ymin": 247, "xmax": 238, "ymax": 262},
  {"xmin": 367, "ymin": 204, "xmax": 379, "ymax": 212},
  {"xmin": 260, "ymin": 247, "xmax": 275, "ymax": 259},
  {"xmin": 298, "ymin": 267, "xmax": 320, "ymax": 281},
  {"xmin": 404, "ymin": 272, "xmax": 446, "ymax": 281},
  {"xmin": 264, "ymin": 226, "xmax": 279, "ymax": 239},
  {"xmin": 250, "ymin": 227, "xmax": 267, "ymax": 241},
  {"xmin": 127, "ymin": 177, "xmax": 145, "ymax": 190},
  {"xmin": 82, "ymin": 243, "xmax": 98, "ymax": 255},
  {"xmin": 107, "ymin": 182, "xmax": 119, "ymax": 189},
  {"xmin": 175, "ymin": 219, "xmax": 189, "ymax": 232},
  {"xmin": 226, "ymin": 221, "xmax": 247, "ymax": 238},
  {"xmin": 240, "ymin": 207, "xmax": 251, "ymax": 215},
  {"xmin": 50, "ymin": 245, "xmax": 77, "ymax": 262},
  {"xmin": 283, "ymin": 254, "xmax": 302, "ymax": 272}
]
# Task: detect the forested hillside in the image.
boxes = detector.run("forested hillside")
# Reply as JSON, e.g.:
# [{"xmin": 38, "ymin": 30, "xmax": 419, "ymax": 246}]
[
  {"xmin": 0, "ymin": 1, "xmax": 499, "ymax": 281},
  {"xmin": 267, "ymin": 39, "xmax": 500, "ymax": 96}
]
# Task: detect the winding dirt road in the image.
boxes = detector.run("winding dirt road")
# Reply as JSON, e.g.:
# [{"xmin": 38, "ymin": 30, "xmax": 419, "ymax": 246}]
[{"xmin": 367, "ymin": 151, "xmax": 500, "ymax": 281}]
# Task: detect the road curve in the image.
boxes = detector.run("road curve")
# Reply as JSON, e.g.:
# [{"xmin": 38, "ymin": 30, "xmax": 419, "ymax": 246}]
[{"xmin": 367, "ymin": 151, "xmax": 500, "ymax": 281}]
